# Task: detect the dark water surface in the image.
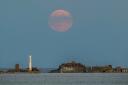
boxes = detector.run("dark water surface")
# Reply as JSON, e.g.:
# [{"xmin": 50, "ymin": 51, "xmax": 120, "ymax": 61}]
[{"xmin": 0, "ymin": 73, "xmax": 128, "ymax": 85}]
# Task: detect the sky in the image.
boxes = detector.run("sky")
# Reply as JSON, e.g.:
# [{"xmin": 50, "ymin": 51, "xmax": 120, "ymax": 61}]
[{"xmin": 0, "ymin": 0, "xmax": 128, "ymax": 68}]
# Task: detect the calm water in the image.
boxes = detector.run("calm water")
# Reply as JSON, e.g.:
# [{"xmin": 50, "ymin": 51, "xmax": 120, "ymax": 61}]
[{"xmin": 0, "ymin": 73, "xmax": 128, "ymax": 85}]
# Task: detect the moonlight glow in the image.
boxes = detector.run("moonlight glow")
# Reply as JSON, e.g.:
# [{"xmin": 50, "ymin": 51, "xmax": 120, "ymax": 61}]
[{"xmin": 49, "ymin": 10, "xmax": 73, "ymax": 32}]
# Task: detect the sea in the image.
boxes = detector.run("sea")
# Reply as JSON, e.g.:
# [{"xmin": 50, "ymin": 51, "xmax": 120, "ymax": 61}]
[{"xmin": 0, "ymin": 73, "xmax": 128, "ymax": 85}]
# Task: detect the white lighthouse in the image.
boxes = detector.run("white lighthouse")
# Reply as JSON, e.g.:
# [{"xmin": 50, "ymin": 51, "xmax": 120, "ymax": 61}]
[{"xmin": 28, "ymin": 55, "xmax": 32, "ymax": 72}]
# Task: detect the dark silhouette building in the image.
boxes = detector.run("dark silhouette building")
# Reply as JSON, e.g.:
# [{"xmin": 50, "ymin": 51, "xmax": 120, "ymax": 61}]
[{"xmin": 15, "ymin": 64, "xmax": 20, "ymax": 72}]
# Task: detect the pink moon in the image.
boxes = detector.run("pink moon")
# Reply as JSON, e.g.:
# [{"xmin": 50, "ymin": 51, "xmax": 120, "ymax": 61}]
[{"xmin": 49, "ymin": 10, "xmax": 73, "ymax": 32}]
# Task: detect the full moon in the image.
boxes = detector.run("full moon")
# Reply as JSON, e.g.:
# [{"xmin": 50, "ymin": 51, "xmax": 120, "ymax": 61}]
[{"xmin": 49, "ymin": 10, "xmax": 73, "ymax": 32}]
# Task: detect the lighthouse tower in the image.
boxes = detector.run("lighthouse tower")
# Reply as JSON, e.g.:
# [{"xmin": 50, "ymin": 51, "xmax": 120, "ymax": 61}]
[{"xmin": 28, "ymin": 55, "xmax": 32, "ymax": 72}]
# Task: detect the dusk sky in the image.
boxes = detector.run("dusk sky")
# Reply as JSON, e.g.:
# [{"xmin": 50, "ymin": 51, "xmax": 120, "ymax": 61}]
[{"xmin": 0, "ymin": 0, "xmax": 128, "ymax": 68}]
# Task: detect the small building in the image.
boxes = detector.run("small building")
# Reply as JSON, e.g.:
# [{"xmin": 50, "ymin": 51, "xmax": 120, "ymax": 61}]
[
  {"xmin": 113, "ymin": 66, "xmax": 122, "ymax": 73},
  {"xmin": 113, "ymin": 67, "xmax": 128, "ymax": 73},
  {"xmin": 15, "ymin": 64, "xmax": 20, "ymax": 72},
  {"xmin": 26, "ymin": 67, "xmax": 40, "ymax": 73},
  {"xmin": 91, "ymin": 65, "xmax": 113, "ymax": 73},
  {"xmin": 58, "ymin": 61, "xmax": 86, "ymax": 73},
  {"xmin": 122, "ymin": 68, "xmax": 128, "ymax": 73}
]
